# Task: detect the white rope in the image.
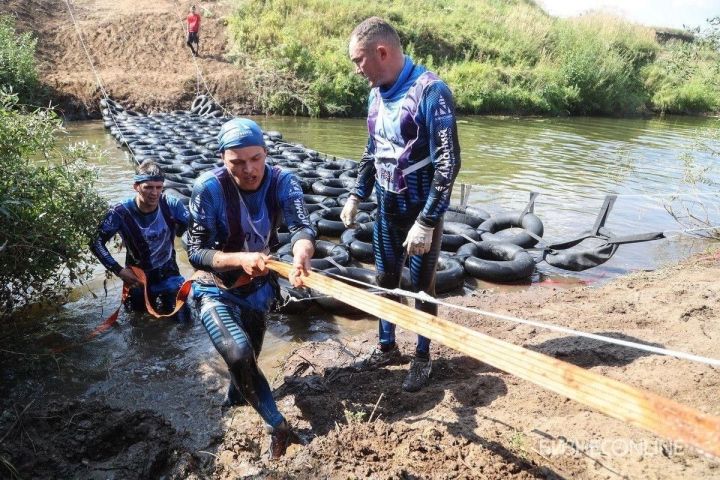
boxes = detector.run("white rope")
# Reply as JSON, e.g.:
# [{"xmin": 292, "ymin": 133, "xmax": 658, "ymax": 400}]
[
  {"xmin": 455, "ymin": 184, "xmax": 720, "ymax": 202},
  {"xmin": 317, "ymin": 269, "xmax": 720, "ymax": 367},
  {"xmin": 665, "ymin": 225, "xmax": 720, "ymax": 235},
  {"xmin": 62, "ymin": 0, "xmax": 139, "ymax": 164}
]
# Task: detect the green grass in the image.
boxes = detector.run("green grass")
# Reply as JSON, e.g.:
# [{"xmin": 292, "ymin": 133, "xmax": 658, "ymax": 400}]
[{"xmin": 225, "ymin": 1, "xmax": 719, "ymax": 116}]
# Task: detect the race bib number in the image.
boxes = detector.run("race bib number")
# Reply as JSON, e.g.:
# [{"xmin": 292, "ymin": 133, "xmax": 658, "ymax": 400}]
[{"xmin": 375, "ymin": 158, "xmax": 406, "ymax": 193}]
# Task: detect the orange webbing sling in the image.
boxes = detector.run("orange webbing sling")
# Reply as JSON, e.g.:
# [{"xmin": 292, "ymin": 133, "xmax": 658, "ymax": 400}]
[
  {"xmin": 88, "ymin": 266, "xmax": 195, "ymax": 336},
  {"xmin": 85, "ymin": 266, "xmax": 254, "ymax": 337},
  {"xmin": 53, "ymin": 267, "xmax": 253, "ymax": 352}
]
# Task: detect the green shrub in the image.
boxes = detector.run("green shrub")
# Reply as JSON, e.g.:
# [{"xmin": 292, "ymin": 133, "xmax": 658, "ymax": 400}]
[
  {"xmin": 644, "ymin": 36, "xmax": 720, "ymax": 114},
  {"xmin": 0, "ymin": 91, "xmax": 107, "ymax": 318},
  {"xmin": 0, "ymin": 15, "xmax": 41, "ymax": 105}
]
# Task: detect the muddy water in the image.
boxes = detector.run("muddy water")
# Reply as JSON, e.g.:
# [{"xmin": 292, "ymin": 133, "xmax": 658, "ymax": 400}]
[{"xmin": 2, "ymin": 116, "xmax": 718, "ymax": 451}]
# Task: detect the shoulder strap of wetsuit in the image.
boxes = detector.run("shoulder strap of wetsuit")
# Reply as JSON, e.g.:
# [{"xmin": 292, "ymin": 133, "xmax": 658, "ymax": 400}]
[
  {"xmin": 114, "ymin": 202, "xmax": 151, "ymax": 269},
  {"xmin": 159, "ymin": 196, "xmax": 176, "ymax": 232},
  {"xmin": 214, "ymin": 167, "xmax": 246, "ymax": 252}
]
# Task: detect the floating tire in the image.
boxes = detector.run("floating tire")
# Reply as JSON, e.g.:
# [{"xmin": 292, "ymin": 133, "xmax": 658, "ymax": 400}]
[
  {"xmin": 278, "ymin": 240, "xmax": 350, "ymax": 270},
  {"xmin": 162, "ymin": 163, "xmax": 195, "ymax": 182},
  {"xmin": 163, "ymin": 180, "xmax": 192, "ymax": 197},
  {"xmin": 303, "ymin": 194, "xmax": 338, "ymax": 213},
  {"xmin": 460, "ymin": 241, "xmax": 535, "ymax": 283},
  {"xmin": 295, "ymin": 170, "xmax": 325, "ymax": 193},
  {"xmin": 310, "ymin": 207, "xmax": 371, "ymax": 237},
  {"xmin": 441, "ymin": 222, "xmax": 482, "ymax": 252},
  {"xmin": 276, "ymin": 278, "xmax": 316, "ymax": 314},
  {"xmin": 402, "ymin": 256, "xmax": 465, "ymax": 294},
  {"xmin": 314, "ymin": 267, "xmax": 378, "ymax": 315},
  {"xmin": 478, "ymin": 212, "xmax": 544, "ymax": 248},
  {"xmin": 312, "ymin": 178, "xmax": 353, "ymax": 196},
  {"xmin": 337, "ymin": 195, "xmax": 376, "ymax": 212},
  {"xmin": 444, "ymin": 205, "xmax": 490, "ymax": 228},
  {"xmin": 340, "ymin": 222, "xmax": 375, "ymax": 262}
]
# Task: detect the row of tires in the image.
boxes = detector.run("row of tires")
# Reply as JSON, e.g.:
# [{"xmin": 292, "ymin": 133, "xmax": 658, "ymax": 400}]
[{"xmin": 101, "ymin": 97, "xmax": 623, "ymax": 304}]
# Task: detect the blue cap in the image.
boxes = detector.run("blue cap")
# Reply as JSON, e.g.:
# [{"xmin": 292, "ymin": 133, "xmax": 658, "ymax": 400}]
[{"xmin": 217, "ymin": 118, "xmax": 265, "ymax": 153}]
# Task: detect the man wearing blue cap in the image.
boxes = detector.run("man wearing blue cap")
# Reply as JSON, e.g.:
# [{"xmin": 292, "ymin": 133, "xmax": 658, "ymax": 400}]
[
  {"xmin": 90, "ymin": 160, "xmax": 191, "ymax": 322},
  {"xmin": 186, "ymin": 118, "xmax": 316, "ymax": 459}
]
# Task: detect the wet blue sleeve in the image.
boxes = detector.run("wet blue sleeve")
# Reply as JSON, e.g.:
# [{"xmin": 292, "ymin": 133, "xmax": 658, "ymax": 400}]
[
  {"xmin": 352, "ymin": 136, "xmax": 376, "ymax": 200},
  {"xmin": 277, "ymin": 172, "xmax": 316, "ymax": 246},
  {"xmin": 89, "ymin": 209, "xmax": 124, "ymax": 275},
  {"xmin": 187, "ymin": 177, "xmax": 222, "ymax": 271},
  {"xmin": 417, "ymin": 81, "xmax": 461, "ymax": 227},
  {"xmin": 352, "ymin": 93, "xmax": 376, "ymax": 200},
  {"xmin": 166, "ymin": 195, "xmax": 190, "ymax": 237}
]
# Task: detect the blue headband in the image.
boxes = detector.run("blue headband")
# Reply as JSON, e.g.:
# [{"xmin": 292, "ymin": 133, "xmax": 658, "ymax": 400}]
[
  {"xmin": 133, "ymin": 174, "xmax": 165, "ymax": 184},
  {"xmin": 217, "ymin": 118, "xmax": 265, "ymax": 153}
]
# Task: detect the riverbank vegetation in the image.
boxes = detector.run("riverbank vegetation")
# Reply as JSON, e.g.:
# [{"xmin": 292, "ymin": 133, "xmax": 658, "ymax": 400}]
[
  {"xmin": 226, "ymin": 0, "xmax": 720, "ymax": 117},
  {"xmin": 0, "ymin": 18, "xmax": 107, "ymax": 318},
  {"xmin": 0, "ymin": 15, "xmax": 41, "ymax": 105}
]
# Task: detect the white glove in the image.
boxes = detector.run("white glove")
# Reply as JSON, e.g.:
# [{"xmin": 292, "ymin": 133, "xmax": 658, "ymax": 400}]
[
  {"xmin": 403, "ymin": 222, "xmax": 435, "ymax": 256},
  {"xmin": 340, "ymin": 195, "xmax": 360, "ymax": 227}
]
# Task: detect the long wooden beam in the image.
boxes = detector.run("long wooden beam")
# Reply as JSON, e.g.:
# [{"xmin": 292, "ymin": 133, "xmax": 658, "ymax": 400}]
[{"xmin": 268, "ymin": 260, "xmax": 720, "ymax": 458}]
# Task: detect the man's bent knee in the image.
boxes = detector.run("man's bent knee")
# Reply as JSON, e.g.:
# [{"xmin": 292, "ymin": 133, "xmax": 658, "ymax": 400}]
[{"xmin": 226, "ymin": 341, "xmax": 257, "ymax": 377}]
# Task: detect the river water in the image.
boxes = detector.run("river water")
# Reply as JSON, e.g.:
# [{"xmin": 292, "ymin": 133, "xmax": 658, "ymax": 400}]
[{"xmin": 3, "ymin": 115, "xmax": 718, "ymax": 448}]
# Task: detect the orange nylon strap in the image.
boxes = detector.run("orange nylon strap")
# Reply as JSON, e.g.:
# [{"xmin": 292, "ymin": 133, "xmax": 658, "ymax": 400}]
[
  {"xmin": 53, "ymin": 266, "xmax": 252, "ymax": 352},
  {"xmin": 51, "ymin": 268, "xmax": 195, "ymax": 353},
  {"xmin": 128, "ymin": 266, "xmax": 194, "ymax": 318}
]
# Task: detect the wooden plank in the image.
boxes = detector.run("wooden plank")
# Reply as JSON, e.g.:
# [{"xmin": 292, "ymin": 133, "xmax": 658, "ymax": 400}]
[{"xmin": 268, "ymin": 260, "xmax": 720, "ymax": 458}]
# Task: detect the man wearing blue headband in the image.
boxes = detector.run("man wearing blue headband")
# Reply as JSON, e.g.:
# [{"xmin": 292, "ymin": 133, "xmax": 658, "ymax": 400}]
[
  {"xmin": 90, "ymin": 160, "xmax": 191, "ymax": 322},
  {"xmin": 186, "ymin": 117, "xmax": 316, "ymax": 459}
]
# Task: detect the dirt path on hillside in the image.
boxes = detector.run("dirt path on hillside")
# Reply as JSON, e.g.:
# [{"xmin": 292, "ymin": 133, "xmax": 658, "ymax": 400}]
[
  {"xmin": 8, "ymin": 0, "xmax": 254, "ymax": 118},
  {"xmin": 2, "ymin": 251, "xmax": 720, "ymax": 479}
]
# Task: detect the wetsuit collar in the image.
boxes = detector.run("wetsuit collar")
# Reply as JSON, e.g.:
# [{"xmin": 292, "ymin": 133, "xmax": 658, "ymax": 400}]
[
  {"xmin": 379, "ymin": 55, "xmax": 414, "ymax": 101},
  {"xmin": 132, "ymin": 197, "xmax": 159, "ymax": 216}
]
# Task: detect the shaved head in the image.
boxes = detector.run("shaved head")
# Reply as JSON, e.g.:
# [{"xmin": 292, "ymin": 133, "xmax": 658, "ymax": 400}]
[{"xmin": 350, "ymin": 16, "xmax": 402, "ymax": 51}]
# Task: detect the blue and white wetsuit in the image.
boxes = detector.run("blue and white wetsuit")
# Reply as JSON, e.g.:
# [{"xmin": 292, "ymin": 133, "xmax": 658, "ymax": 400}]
[
  {"xmin": 90, "ymin": 195, "xmax": 190, "ymax": 319},
  {"xmin": 187, "ymin": 164, "xmax": 314, "ymax": 428},
  {"xmin": 352, "ymin": 56, "xmax": 461, "ymax": 357}
]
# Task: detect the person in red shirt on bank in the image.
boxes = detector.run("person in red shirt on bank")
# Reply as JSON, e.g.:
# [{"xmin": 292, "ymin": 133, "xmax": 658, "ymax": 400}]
[{"xmin": 186, "ymin": 5, "xmax": 201, "ymax": 57}]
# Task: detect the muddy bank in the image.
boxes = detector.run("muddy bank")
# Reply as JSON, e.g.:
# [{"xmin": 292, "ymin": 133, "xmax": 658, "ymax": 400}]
[
  {"xmin": 2, "ymin": 250, "xmax": 720, "ymax": 479},
  {"xmin": 8, "ymin": 0, "xmax": 254, "ymax": 119},
  {"xmin": 0, "ymin": 400, "xmax": 199, "ymax": 479}
]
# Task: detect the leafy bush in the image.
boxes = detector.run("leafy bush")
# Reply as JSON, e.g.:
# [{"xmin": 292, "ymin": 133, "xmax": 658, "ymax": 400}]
[
  {"xmin": 546, "ymin": 14, "xmax": 657, "ymax": 114},
  {"xmin": 643, "ymin": 19, "xmax": 720, "ymax": 115},
  {"xmin": 0, "ymin": 15, "xmax": 41, "ymax": 105},
  {"xmin": 0, "ymin": 91, "xmax": 107, "ymax": 317}
]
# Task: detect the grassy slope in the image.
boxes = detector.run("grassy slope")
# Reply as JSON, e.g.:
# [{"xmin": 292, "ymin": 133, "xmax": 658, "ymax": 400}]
[{"xmin": 226, "ymin": 0, "xmax": 720, "ymax": 116}]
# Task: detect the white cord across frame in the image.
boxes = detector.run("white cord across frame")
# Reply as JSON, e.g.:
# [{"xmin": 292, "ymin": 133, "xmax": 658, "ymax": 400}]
[
  {"xmin": 62, "ymin": 0, "xmax": 139, "ymax": 164},
  {"xmin": 313, "ymin": 268, "xmax": 720, "ymax": 367}
]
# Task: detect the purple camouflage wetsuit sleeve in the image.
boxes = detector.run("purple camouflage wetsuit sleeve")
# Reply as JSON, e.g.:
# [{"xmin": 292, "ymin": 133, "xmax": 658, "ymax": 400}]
[
  {"xmin": 416, "ymin": 80, "xmax": 461, "ymax": 227},
  {"xmin": 90, "ymin": 208, "xmax": 125, "ymax": 275},
  {"xmin": 353, "ymin": 122, "xmax": 377, "ymax": 201}
]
